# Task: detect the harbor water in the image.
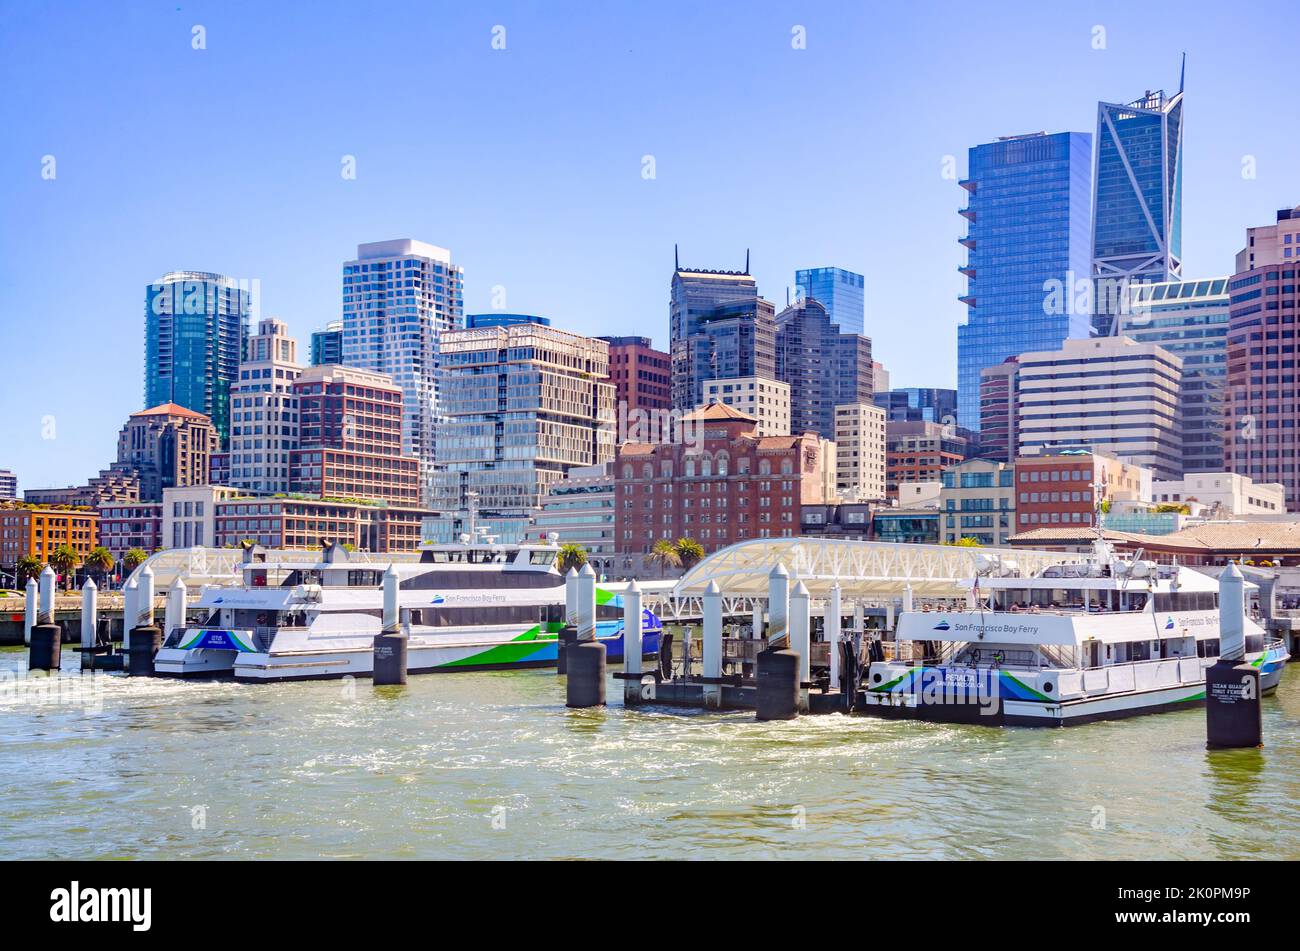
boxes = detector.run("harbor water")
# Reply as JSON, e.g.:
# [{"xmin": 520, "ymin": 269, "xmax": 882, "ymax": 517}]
[{"xmin": 2, "ymin": 646, "xmax": 1298, "ymax": 860}]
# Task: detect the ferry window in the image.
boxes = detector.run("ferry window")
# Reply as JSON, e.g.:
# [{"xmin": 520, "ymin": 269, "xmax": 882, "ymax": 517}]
[
  {"xmin": 348, "ymin": 569, "xmax": 381, "ymax": 587},
  {"xmin": 529, "ymin": 551, "xmax": 557, "ymax": 566}
]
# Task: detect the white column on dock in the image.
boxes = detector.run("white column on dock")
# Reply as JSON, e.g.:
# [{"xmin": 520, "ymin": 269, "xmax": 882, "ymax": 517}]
[
  {"xmin": 903, "ymin": 584, "xmax": 914, "ymax": 614},
  {"xmin": 576, "ymin": 563, "xmax": 597, "ymax": 641},
  {"xmin": 564, "ymin": 567, "xmax": 578, "ymax": 625},
  {"xmin": 702, "ymin": 580, "xmax": 723, "ymax": 709},
  {"xmin": 883, "ymin": 599, "xmax": 893, "ymax": 635},
  {"xmin": 826, "ymin": 584, "xmax": 842, "ymax": 690},
  {"xmin": 790, "ymin": 581, "xmax": 811, "ymax": 711},
  {"xmin": 767, "ymin": 563, "xmax": 790, "ymax": 649},
  {"xmin": 623, "ymin": 579, "xmax": 644, "ymax": 676},
  {"xmin": 24, "ymin": 577, "xmax": 37, "ymax": 646},
  {"xmin": 382, "ymin": 565, "xmax": 399, "ymax": 633},
  {"xmin": 122, "ymin": 576, "xmax": 137, "ymax": 652},
  {"xmin": 165, "ymin": 578, "xmax": 187, "ymax": 641},
  {"xmin": 136, "ymin": 565, "xmax": 155, "ymax": 629},
  {"xmin": 751, "ymin": 602, "xmax": 763, "ymax": 640},
  {"xmin": 38, "ymin": 565, "xmax": 56, "ymax": 625},
  {"xmin": 1219, "ymin": 562, "xmax": 1246, "ymax": 661},
  {"xmin": 81, "ymin": 578, "xmax": 98, "ymax": 649}
]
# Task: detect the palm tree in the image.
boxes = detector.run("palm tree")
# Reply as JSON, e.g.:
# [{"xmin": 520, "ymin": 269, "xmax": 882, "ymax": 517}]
[
  {"xmin": 122, "ymin": 547, "xmax": 148, "ymax": 577},
  {"xmin": 47, "ymin": 544, "xmax": 80, "ymax": 590},
  {"xmin": 557, "ymin": 543, "xmax": 588, "ymax": 573},
  {"xmin": 647, "ymin": 539, "xmax": 681, "ymax": 579},
  {"xmin": 14, "ymin": 555, "xmax": 43, "ymax": 587},
  {"xmin": 673, "ymin": 538, "xmax": 705, "ymax": 572},
  {"xmin": 85, "ymin": 546, "xmax": 114, "ymax": 587}
]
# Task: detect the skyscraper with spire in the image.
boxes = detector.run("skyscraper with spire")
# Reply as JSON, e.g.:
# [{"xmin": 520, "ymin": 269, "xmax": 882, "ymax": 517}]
[{"xmin": 1090, "ymin": 62, "xmax": 1185, "ymax": 336}]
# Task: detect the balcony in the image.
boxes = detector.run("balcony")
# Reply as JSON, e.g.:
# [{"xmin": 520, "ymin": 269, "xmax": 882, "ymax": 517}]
[
  {"xmin": 958, "ymin": 264, "xmax": 976, "ymax": 278},
  {"xmin": 959, "ymin": 207, "xmax": 976, "ymax": 221},
  {"xmin": 958, "ymin": 295, "xmax": 976, "ymax": 308},
  {"xmin": 959, "ymin": 236, "xmax": 976, "ymax": 250}
]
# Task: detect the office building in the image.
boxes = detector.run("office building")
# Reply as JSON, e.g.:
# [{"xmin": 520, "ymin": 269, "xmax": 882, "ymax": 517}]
[
  {"xmin": 601, "ymin": 336, "xmax": 672, "ymax": 443},
  {"xmin": 145, "ymin": 271, "xmax": 250, "ymax": 447},
  {"xmin": 524, "ymin": 462, "xmax": 617, "ymax": 576},
  {"xmin": 310, "ymin": 321, "xmax": 343, "ymax": 366},
  {"xmin": 1016, "ymin": 336, "xmax": 1183, "ymax": 479},
  {"xmin": 1121, "ymin": 278, "xmax": 1229, "ymax": 474},
  {"xmin": 775, "ymin": 298, "xmax": 873, "ymax": 440},
  {"xmin": 701, "ymin": 377, "xmax": 790, "ymax": 437},
  {"xmin": 465, "ymin": 313, "xmax": 550, "ymax": 329},
  {"xmin": 886, "ymin": 420, "xmax": 968, "ymax": 496},
  {"xmin": 1151, "ymin": 473, "xmax": 1285, "ymax": 516},
  {"xmin": 794, "ymin": 266, "xmax": 866, "ymax": 335},
  {"xmin": 614, "ymin": 402, "xmax": 830, "ymax": 557},
  {"xmin": 1224, "ymin": 207, "xmax": 1300, "ymax": 507},
  {"xmin": 669, "ymin": 257, "xmax": 775, "ymax": 411},
  {"xmin": 229, "ymin": 318, "xmax": 302, "ymax": 494},
  {"xmin": 0, "ymin": 505, "xmax": 99, "ymax": 569},
  {"xmin": 1014, "ymin": 450, "xmax": 1151, "ymax": 532},
  {"xmin": 875, "ymin": 388, "xmax": 959, "ymax": 426},
  {"xmin": 978, "ymin": 358, "xmax": 1020, "ymax": 463},
  {"xmin": 957, "ymin": 131, "xmax": 1093, "ymax": 432},
  {"xmin": 342, "ymin": 239, "xmax": 465, "ymax": 503},
  {"xmin": 1091, "ymin": 78, "xmax": 1185, "ymax": 336},
  {"xmin": 290, "ymin": 364, "xmax": 420, "ymax": 506},
  {"xmin": 940, "ymin": 458, "xmax": 1016, "ymax": 546},
  {"xmin": 97, "ymin": 502, "xmax": 163, "ymax": 559},
  {"xmin": 0, "ymin": 470, "xmax": 17, "ymax": 500},
  {"xmin": 834, "ymin": 403, "xmax": 887, "ymax": 502},
  {"xmin": 430, "ymin": 323, "xmax": 615, "ymax": 543}
]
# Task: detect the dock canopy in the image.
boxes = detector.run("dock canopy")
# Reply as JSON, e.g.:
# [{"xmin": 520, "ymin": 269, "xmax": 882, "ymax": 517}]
[{"xmin": 673, "ymin": 538, "xmax": 1081, "ymax": 600}]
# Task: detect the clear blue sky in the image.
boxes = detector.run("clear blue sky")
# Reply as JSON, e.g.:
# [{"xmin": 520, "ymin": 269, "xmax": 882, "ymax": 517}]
[{"xmin": 2, "ymin": 0, "xmax": 1297, "ymax": 491}]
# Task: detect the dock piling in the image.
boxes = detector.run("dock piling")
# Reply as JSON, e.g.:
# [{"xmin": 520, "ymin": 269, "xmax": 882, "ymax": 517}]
[
  {"xmin": 28, "ymin": 567, "xmax": 61, "ymax": 672},
  {"xmin": 622, "ymin": 580, "xmax": 644, "ymax": 704},
  {"xmin": 576, "ymin": 563, "xmax": 596, "ymax": 641},
  {"xmin": 790, "ymin": 582, "xmax": 811, "ymax": 712},
  {"xmin": 766, "ymin": 563, "xmax": 789, "ymax": 649},
  {"xmin": 826, "ymin": 584, "xmax": 842, "ymax": 696},
  {"xmin": 1206, "ymin": 563, "xmax": 1262, "ymax": 748},
  {"xmin": 702, "ymin": 581, "xmax": 722, "ymax": 708},
  {"xmin": 373, "ymin": 564, "xmax": 408, "ymax": 686},
  {"xmin": 23, "ymin": 577, "xmax": 37, "ymax": 646},
  {"xmin": 127, "ymin": 565, "xmax": 161, "ymax": 676}
]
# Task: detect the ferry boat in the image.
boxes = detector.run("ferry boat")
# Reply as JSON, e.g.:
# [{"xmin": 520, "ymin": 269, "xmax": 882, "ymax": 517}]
[
  {"xmin": 154, "ymin": 531, "xmax": 661, "ymax": 681},
  {"xmin": 860, "ymin": 541, "xmax": 1289, "ymax": 727}
]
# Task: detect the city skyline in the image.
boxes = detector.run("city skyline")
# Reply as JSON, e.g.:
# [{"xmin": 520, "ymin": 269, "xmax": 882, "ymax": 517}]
[{"xmin": 4, "ymin": 1, "xmax": 1300, "ymax": 488}]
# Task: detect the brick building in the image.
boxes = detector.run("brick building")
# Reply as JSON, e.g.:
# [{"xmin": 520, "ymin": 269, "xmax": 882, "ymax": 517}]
[
  {"xmin": 1013, "ymin": 450, "xmax": 1151, "ymax": 534},
  {"xmin": 601, "ymin": 336, "xmax": 672, "ymax": 443},
  {"xmin": 1, "ymin": 505, "xmax": 99, "ymax": 568},
  {"xmin": 614, "ymin": 402, "xmax": 830, "ymax": 557}
]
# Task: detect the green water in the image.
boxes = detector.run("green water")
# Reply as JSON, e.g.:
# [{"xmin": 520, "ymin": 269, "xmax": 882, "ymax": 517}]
[{"xmin": 2, "ymin": 647, "xmax": 1298, "ymax": 860}]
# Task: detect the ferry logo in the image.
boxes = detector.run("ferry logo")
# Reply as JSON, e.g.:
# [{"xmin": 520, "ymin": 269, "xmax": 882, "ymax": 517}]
[
  {"xmin": 49, "ymin": 881, "xmax": 151, "ymax": 931},
  {"xmin": 1165, "ymin": 616, "xmax": 1175, "ymax": 630},
  {"xmin": 932, "ymin": 620, "xmax": 951, "ymax": 632},
  {"xmin": 213, "ymin": 597, "xmax": 224, "ymax": 604},
  {"xmin": 429, "ymin": 595, "xmax": 445, "ymax": 605}
]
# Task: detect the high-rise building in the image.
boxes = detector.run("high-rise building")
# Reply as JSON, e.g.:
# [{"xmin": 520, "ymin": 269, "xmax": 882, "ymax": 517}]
[
  {"xmin": 669, "ymin": 256, "xmax": 773, "ymax": 411},
  {"xmin": 701, "ymin": 377, "xmax": 790, "ymax": 437},
  {"xmin": 957, "ymin": 131, "xmax": 1093, "ymax": 432},
  {"xmin": 117, "ymin": 404, "xmax": 219, "ymax": 501},
  {"xmin": 774, "ymin": 298, "xmax": 873, "ymax": 440},
  {"xmin": 341, "ymin": 239, "xmax": 465, "ymax": 503},
  {"xmin": 144, "ymin": 271, "xmax": 251, "ymax": 447},
  {"xmin": 229, "ymin": 318, "xmax": 302, "ymax": 494},
  {"xmin": 289, "ymin": 364, "xmax": 420, "ymax": 506},
  {"xmin": 978, "ymin": 358, "xmax": 1020, "ymax": 463},
  {"xmin": 1224, "ymin": 207, "xmax": 1300, "ymax": 508},
  {"xmin": 601, "ymin": 336, "xmax": 671, "ymax": 443},
  {"xmin": 1091, "ymin": 77, "xmax": 1185, "ymax": 337},
  {"xmin": 875, "ymin": 388, "xmax": 959, "ymax": 426},
  {"xmin": 0, "ymin": 470, "xmax": 16, "ymax": 500},
  {"xmin": 430, "ymin": 323, "xmax": 615, "ymax": 543},
  {"xmin": 834, "ymin": 403, "xmax": 887, "ymax": 502},
  {"xmin": 1121, "ymin": 278, "xmax": 1229, "ymax": 474},
  {"xmin": 310, "ymin": 321, "xmax": 343, "ymax": 366},
  {"xmin": 794, "ymin": 266, "xmax": 866, "ymax": 335},
  {"xmin": 1016, "ymin": 336, "xmax": 1183, "ymax": 479}
]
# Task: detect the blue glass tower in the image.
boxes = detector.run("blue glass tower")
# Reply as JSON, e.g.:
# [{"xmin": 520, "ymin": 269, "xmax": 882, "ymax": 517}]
[
  {"xmin": 956, "ymin": 131, "xmax": 1093, "ymax": 433},
  {"xmin": 144, "ymin": 271, "xmax": 251, "ymax": 447},
  {"xmin": 794, "ymin": 266, "xmax": 865, "ymax": 335},
  {"xmin": 1091, "ymin": 76, "xmax": 1184, "ymax": 336}
]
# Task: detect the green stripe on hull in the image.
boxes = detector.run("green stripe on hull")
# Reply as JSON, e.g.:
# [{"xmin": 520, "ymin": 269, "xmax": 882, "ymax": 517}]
[{"xmin": 437, "ymin": 625, "xmax": 551, "ymax": 669}]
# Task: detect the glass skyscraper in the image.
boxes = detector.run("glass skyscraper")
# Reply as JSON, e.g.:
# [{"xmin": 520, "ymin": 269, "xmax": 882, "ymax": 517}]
[
  {"xmin": 1091, "ymin": 80, "xmax": 1184, "ymax": 336},
  {"xmin": 1122, "ymin": 278, "xmax": 1229, "ymax": 475},
  {"xmin": 342, "ymin": 239, "xmax": 464, "ymax": 505},
  {"xmin": 794, "ymin": 266, "xmax": 865, "ymax": 335},
  {"xmin": 144, "ymin": 271, "xmax": 251, "ymax": 448},
  {"xmin": 956, "ymin": 131, "xmax": 1093, "ymax": 433}
]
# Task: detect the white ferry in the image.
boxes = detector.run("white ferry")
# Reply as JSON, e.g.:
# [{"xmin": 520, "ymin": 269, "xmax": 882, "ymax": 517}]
[
  {"xmin": 154, "ymin": 531, "xmax": 661, "ymax": 682},
  {"xmin": 860, "ymin": 541, "xmax": 1289, "ymax": 727}
]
